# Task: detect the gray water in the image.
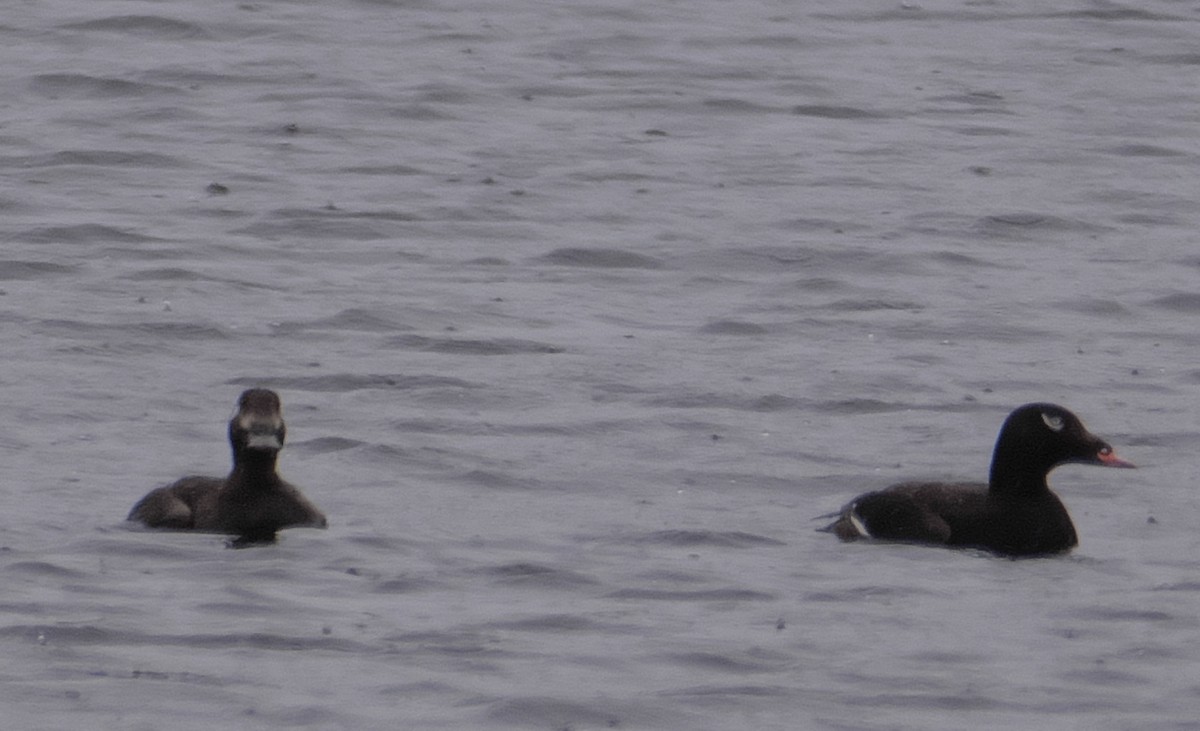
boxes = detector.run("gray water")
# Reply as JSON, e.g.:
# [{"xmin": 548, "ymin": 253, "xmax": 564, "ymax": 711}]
[{"xmin": 2, "ymin": 0, "xmax": 1199, "ymax": 728}]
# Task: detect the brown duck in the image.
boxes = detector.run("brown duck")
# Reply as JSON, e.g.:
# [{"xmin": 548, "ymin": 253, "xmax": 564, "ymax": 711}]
[{"xmin": 128, "ymin": 388, "xmax": 327, "ymax": 545}]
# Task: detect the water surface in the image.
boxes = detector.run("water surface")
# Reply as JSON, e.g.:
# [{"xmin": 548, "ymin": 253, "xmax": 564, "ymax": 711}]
[{"xmin": 1, "ymin": 1, "xmax": 1197, "ymax": 729}]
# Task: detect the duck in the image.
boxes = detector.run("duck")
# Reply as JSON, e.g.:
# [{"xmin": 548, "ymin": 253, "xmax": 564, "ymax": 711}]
[
  {"xmin": 127, "ymin": 388, "xmax": 327, "ymax": 545},
  {"xmin": 819, "ymin": 403, "xmax": 1133, "ymax": 556}
]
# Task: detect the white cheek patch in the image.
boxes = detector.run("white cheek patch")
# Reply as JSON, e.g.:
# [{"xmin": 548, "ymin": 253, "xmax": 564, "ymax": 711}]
[
  {"xmin": 239, "ymin": 413, "xmax": 283, "ymax": 449},
  {"xmin": 245, "ymin": 432, "xmax": 282, "ymax": 450},
  {"xmin": 1041, "ymin": 413, "xmax": 1065, "ymax": 432},
  {"xmin": 239, "ymin": 414, "xmax": 277, "ymax": 430}
]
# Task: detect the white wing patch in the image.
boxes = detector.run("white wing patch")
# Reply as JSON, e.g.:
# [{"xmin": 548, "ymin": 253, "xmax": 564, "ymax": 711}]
[
  {"xmin": 1041, "ymin": 412, "xmax": 1065, "ymax": 432},
  {"xmin": 848, "ymin": 504, "xmax": 871, "ymax": 538}
]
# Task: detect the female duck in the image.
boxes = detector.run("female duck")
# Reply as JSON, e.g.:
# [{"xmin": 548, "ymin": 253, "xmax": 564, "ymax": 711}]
[{"xmin": 128, "ymin": 388, "xmax": 327, "ymax": 545}]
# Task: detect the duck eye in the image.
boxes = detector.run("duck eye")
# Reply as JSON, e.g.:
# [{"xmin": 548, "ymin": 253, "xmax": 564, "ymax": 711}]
[{"xmin": 1041, "ymin": 413, "xmax": 1065, "ymax": 432}]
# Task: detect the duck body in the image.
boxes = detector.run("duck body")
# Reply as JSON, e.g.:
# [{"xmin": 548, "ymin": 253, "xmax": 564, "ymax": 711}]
[
  {"xmin": 833, "ymin": 480, "xmax": 1076, "ymax": 556},
  {"xmin": 128, "ymin": 389, "xmax": 326, "ymax": 544},
  {"xmin": 821, "ymin": 403, "xmax": 1132, "ymax": 557}
]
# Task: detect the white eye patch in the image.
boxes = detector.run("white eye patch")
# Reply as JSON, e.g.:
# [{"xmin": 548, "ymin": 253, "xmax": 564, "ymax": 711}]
[{"xmin": 1041, "ymin": 413, "xmax": 1065, "ymax": 432}]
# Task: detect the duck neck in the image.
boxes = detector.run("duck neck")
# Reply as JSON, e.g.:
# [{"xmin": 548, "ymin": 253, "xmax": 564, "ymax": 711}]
[
  {"xmin": 231, "ymin": 448, "xmax": 280, "ymax": 483},
  {"xmin": 988, "ymin": 443, "xmax": 1052, "ymax": 500}
]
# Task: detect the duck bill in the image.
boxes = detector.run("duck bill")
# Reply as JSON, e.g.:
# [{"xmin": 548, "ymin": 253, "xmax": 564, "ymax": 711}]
[
  {"xmin": 236, "ymin": 408, "xmax": 285, "ymax": 451},
  {"xmin": 244, "ymin": 431, "xmax": 283, "ymax": 451},
  {"xmin": 1095, "ymin": 449, "xmax": 1135, "ymax": 469}
]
